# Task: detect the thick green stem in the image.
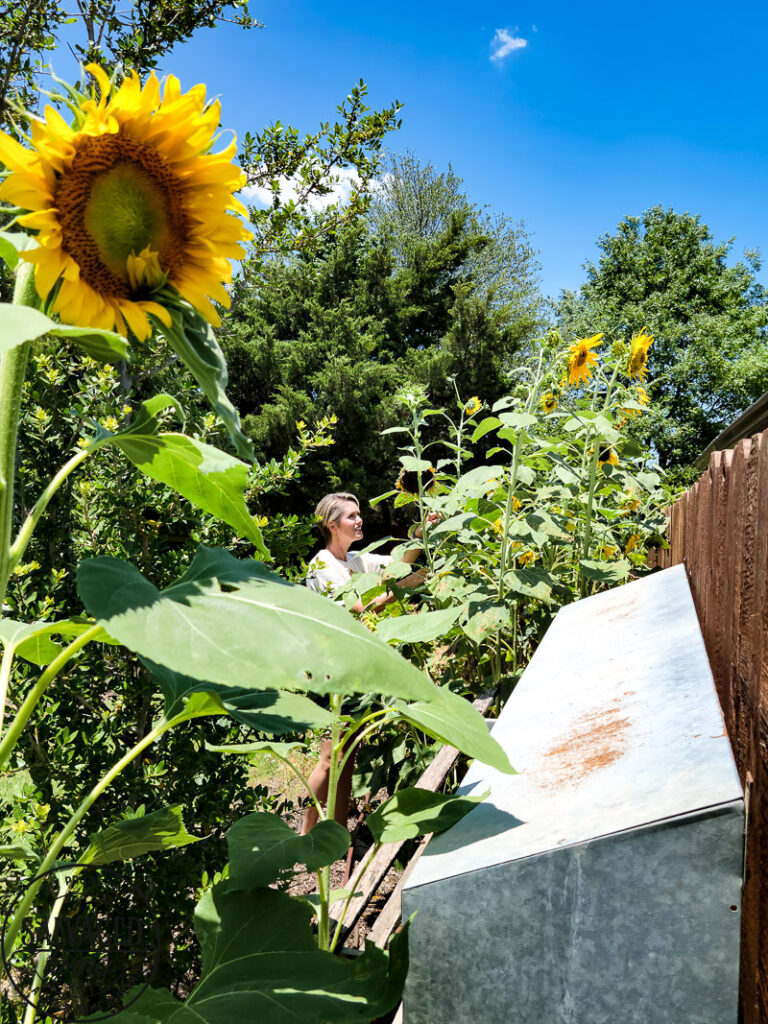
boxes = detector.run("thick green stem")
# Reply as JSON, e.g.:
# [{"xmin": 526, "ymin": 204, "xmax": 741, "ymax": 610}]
[
  {"xmin": 0, "ymin": 263, "xmax": 40, "ymax": 611},
  {"xmin": 0, "ymin": 625, "xmax": 103, "ymax": 771},
  {"xmin": 2, "ymin": 713, "xmax": 178, "ymax": 958}
]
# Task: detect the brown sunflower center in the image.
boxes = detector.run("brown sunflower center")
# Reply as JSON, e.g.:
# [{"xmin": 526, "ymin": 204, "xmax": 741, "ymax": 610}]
[
  {"xmin": 54, "ymin": 130, "xmax": 189, "ymax": 298},
  {"xmin": 575, "ymin": 347, "xmax": 588, "ymax": 367}
]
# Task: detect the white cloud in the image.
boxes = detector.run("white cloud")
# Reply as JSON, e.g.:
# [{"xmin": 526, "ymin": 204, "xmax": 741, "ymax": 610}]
[
  {"xmin": 490, "ymin": 28, "xmax": 528, "ymax": 63},
  {"xmin": 241, "ymin": 166, "xmax": 369, "ymax": 211}
]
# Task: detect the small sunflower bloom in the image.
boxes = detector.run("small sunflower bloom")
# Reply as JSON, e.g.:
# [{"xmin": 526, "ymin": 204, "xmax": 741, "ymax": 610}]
[
  {"xmin": 541, "ymin": 392, "xmax": 558, "ymax": 414},
  {"xmin": 464, "ymin": 396, "xmax": 482, "ymax": 417},
  {"xmin": 566, "ymin": 333, "xmax": 603, "ymax": 387},
  {"xmin": 0, "ymin": 64, "xmax": 252, "ymax": 341},
  {"xmin": 627, "ymin": 328, "xmax": 653, "ymax": 380},
  {"xmin": 598, "ymin": 446, "xmax": 619, "ymax": 468},
  {"xmin": 637, "ymin": 385, "xmax": 650, "ymax": 407},
  {"xmin": 518, "ymin": 549, "xmax": 537, "ymax": 567},
  {"xmin": 599, "ymin": 544, "xmax": 618, "ymax": 559},
  {"xmin": 396, "ymin": 466, "xmax": 437, "ymax": 496},
  {"xmin": 625, "ymin": 533, "xmax": 641, "ymax": 554}
]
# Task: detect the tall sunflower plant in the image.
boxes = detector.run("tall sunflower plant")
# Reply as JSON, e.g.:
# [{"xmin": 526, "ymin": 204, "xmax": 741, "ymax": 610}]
[
  {"xmin": 0, "ymin": 68, "xmax": 514, "ymax": 1022},
  {"xmin": 367, "ymin": 329, "xmax": 674, "ymax": 700}
]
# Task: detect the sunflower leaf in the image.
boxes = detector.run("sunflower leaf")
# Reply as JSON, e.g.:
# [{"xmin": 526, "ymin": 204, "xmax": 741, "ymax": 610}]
[
  {"xmin": 376, "ymin": 606, "xmax": 464, "ymax": 644},
  {"xmin": 82, "ymin": 805, "xmax": 201, "ymax": 865},
  {"xmin": 227, "ymin": 813, "xmax": 350, "ymax": 888},
  {"xmin": 367, "ymin": 787, "xmax": 488, "ymax": 843},
  {"xmin": 159, "ymin": 302, "xmax": 255, "ymax": 462},
  {"xmin": 579, "ymin": 558, "xmax": 631, "ymax": 583},
  {"xmin": 0, "ymin": 303, "xmax": 126, "ymax": 360},
  {"xmin": 0, "ymin": 231, "xmax": 36, "ymax": 270},
  {"xmin": 102, "ymin": 885, "xmax": 408, "ymax": 1023},
  {"xmin": 76, "ymin": 546, "xmax": 440, "ymax": 704},
  {"xmin": 0, "ymin": 617, "xmax": 111, "ymax": 665},
  {"xmin": 95, "ymin": 395, "xmax": 268, "ymax": 556}
]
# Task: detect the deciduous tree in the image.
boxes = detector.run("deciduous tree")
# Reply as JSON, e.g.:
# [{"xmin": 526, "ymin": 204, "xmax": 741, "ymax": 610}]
[{"xmin": 558, "ymin": 206, "xmax": 768, "ymax": 475}]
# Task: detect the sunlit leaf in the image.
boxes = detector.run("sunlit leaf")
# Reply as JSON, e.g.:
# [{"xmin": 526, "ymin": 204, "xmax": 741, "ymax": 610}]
[
  {"xmin": 579, "ymin": 558, "xmax": 631, "ymax": 583},
  {"xmin": 367, "ymin": 787, "xmax": 488, "ymax": 843},
  {"xmin": 158, "ymin": 301, "xmax": 254, "ymax": 461},
  {"xmin": 377, "ymin": 606, "xmax": 463, "ymax": 644},
  {"xmin": 0, "ymin": 618, "xmax": 110, "ymax": 666},
  {"xmin": 397, "ymin": 688, "xmax": 515, "ymax": 775},
  {"xmin": 110, "ymin": 885, "xmax": 408, "ymax": 1022},
  {"xmin": 82, "ymin": 805, "xmax": 201, "ymax": 865},
  {"xmin": 0, "ymin": 303, "xmax": 126, "ymax": 361},
  {"xmin": 96, "ymin": 395, "xmax": 268, "ymax": 556},
  {"xmin": 78, "ymin": 546, "xmax": 439, "ymax": 705}
]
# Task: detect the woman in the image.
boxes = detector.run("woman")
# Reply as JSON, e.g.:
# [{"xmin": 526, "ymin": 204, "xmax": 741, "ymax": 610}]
[
  {"xmin": 306, "ymin": 491, "xmax": 427, "ymax": 608},
  {"xmin": 303, "ymin": 491, "xmax": 434, "ymax": 833}
]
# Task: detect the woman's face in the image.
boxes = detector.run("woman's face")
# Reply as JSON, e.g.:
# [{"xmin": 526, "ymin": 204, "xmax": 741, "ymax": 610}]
[{"xmin": 331, "ymin": 500, "xmax": 363, "ymax": 547}]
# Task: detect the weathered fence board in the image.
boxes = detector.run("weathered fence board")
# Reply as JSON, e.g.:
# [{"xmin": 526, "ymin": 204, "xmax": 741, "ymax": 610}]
[{"xmin": 651, "ymin": 431, "xmax": 768, "ymax": 1024}]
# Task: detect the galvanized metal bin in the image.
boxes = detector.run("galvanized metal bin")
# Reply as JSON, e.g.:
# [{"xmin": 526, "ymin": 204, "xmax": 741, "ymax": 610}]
[{"xmin": 402, "ymin": 565, "xmax": 744, "ymax": 1023}]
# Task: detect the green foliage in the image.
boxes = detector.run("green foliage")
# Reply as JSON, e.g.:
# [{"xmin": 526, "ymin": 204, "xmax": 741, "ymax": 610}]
[
  {"xmin": 241, "ymin": 82, "xmax": 403, "ymax": 262},
  {"xmin": 83, "ymin": 804, "xmax": 201, "ymax": 865},
  {"xmin": 107, "ymin": 885, "xmax": 409, "ymax": 1023},
  {"xmin": 366, "ymin": 787, "xmax": 487, "ymax": 843},
  {"xmin": 363, "ymin": 331, "xmax": 675, "ymax": 697},
  {"xmin": 227, "ymin": 813, "xmax": 349, "ymax": 888},
  {"xmin": 558, "ymin": 206, "xmax": 768, "ymax": 475}
]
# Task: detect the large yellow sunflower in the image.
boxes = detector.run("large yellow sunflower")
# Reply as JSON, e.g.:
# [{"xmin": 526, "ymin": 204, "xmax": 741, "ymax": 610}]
[
  {"xmin": 0, "ymin": 65, "xmax": 251, "ymax": 340},
  {"xmin": 627, "ymin": 327, "xmax": 653, "ymax": 380},
  {"xmin": 566, "ymin": 333, "xmax": 602, "ymax": 387}
]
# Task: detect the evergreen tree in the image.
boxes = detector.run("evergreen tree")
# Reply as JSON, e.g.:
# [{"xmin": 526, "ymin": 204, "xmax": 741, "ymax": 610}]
[{"xmin": 223, "ymin": 172, "xmax": 543, "ymax": 523}]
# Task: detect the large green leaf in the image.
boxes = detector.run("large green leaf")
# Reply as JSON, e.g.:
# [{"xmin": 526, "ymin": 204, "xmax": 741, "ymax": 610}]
[
  {"xmin": 144, "ymin": 658, "xmax": 337, "ymax": 734},
  {"xmin": 96, "ymin": 395, "xmax": 267, "ymax": 556},
  {"xmin": 579, "ymin": 558, "xmax": 631, "ymax": 583},
  {"xmin": 77, "ymin": 546, "xmax": 439, "ymax": 704},
  {"xmin": 0, "ymin": 617, "xmax": 110, "ymax": 666},
  {"xmin": 367, "ymin": 787, "xmax": 487, "ymax": 843},
  {"xmin": 108, "ymin": 884, "xmax": 408, "ymax": 1023},
  {"xmin": 397, "ymin": 687, "xmax": 515, "ymax": 776},
  {"xmin": 461, "ymin": 604, "xmax": 510, "ymax": 643},
  {"xmin": 0, "ymin": 302, "xmax": 129, "ymax": 361},
  {"xmin": 503, "ymin": 566, "xmax": 557, "ymax": 602},
  {"xmin": 156, "ymin": 300, "xmax": 254, "ymax": 462},
  {"xmin": 227, "ymin": 813, "xmax": 349, "ymax": 888},
  {"xmin": 82, "ymin": 805, "xmax": 201, "ymax": 865},
  {"xmin": 376, "ymin": 606, "xmax": 463, "ymax": 644}
]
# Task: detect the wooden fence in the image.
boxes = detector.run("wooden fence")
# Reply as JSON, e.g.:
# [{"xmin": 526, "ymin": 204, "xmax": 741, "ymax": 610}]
[{"xmin": 651, "ymin": 430, "xmax": 768, "ymax": 1024}]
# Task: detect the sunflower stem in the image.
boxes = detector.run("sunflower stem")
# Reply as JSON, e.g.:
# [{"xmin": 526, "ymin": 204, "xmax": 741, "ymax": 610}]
[{"xmin": 0, "ymin": 262, "xmax": 40, "ymax": 612}]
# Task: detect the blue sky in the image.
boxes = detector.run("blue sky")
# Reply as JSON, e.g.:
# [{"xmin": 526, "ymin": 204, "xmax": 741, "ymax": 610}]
[{"xmin": 133, "ymin": 1, "xmax": 768, "ymax": 298}]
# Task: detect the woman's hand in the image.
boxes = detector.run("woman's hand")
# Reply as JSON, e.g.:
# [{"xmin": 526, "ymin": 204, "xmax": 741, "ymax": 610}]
[{"xmin": 414, "ymin": 510, "xmax": 441, "ymax": 539}]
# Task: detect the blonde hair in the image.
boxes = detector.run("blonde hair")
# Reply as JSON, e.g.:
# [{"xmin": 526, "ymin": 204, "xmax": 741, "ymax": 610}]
[{"xmin": 314, "ymin": 492, "xmax": 359, "ymax": 543}]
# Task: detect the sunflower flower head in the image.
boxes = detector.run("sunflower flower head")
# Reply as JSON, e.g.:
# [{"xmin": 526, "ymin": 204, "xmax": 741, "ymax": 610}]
[
  {"xmin": 0, "ymin": 64, "xmax": 252, "ymax": 341},
  {"xmin": 597, "ymin": 446, "xmax": 619, "ymax": 468},
  {"xmin": 396, "ymin": 466, "xmax": 437, "ymax": 496},
  {"xmin": 541, "ymin": 391, "xmax": 558, "ymax": 414},
  {"xmin": 464, "ymin": 396, "xmax": 482, "ymax": 417},
  {"xmin": 627, "ymin": 328, "xmax": 653, "ymax": 380},
  {"xmin": 565, "ymin": 333, "xmax": 602, "ymax": 388}
]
